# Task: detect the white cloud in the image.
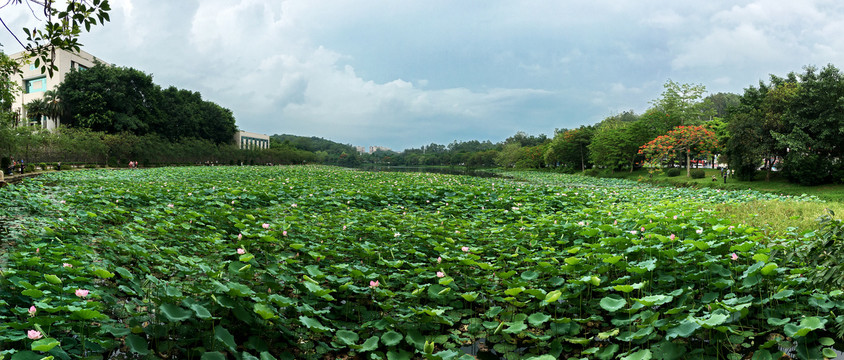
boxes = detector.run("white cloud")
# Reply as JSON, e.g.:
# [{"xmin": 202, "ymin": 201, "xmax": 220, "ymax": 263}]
[
  {"xmin": 671, "ymin": 24, "xmax": 781, "ymax": 69},
  {"xmin": 642, "ymin": 9, "xmax": 685, "ymax": 29},
  {"xmin": 7, "ymin": 0, "xmax": 844, "ymax": 149}
]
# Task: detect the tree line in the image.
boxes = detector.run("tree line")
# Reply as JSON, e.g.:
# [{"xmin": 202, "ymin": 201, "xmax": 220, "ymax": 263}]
[
  {"xmin": 4, "ymin": 43, "xmax": 844, "ymax": 186},
  {"xmin": 21, "ymin": 64, "xmax": 239, "ymax": 144},
  {"xmin": 362, "ymin": 67, "xmax": 844, "ymax": 187}
]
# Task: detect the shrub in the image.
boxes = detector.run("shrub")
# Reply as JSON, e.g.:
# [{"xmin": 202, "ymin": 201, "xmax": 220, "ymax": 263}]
[
  {"xmin": 39, "ymin": 162, "xmax": 47, "ymax": 170},
  {"xmin": 583, "ymin": 168, "xmax": 600, "ymax": 177},
  {"xmin": 24, "ymin": 164, "xmax": 36, "ymax": 173},
  {"xmin": 690, "ymin": 169, "xmax": 706, "ymax": 179},
  {"xmin": 782, "ymin": 152, "xmax": 832, "ymax": 185},
  {"xmin": 664, "ymin": 168, "xmax": 681, "ymax": 177}
]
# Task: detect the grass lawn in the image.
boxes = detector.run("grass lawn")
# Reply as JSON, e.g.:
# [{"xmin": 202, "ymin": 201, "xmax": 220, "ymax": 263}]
[
  {"xmin": 586, "ymin": 167, "xmax": 844, "ymax": 235},
  {"xmin": 600, "ymin": 167, "xmax": 844, "ymax": 203}
]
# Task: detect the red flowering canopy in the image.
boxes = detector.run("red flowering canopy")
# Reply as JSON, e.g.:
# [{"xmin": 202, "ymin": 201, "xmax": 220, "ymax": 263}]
[{"xmin": 639, "ymin": 125, "xmax": 719, "ymax": 176}]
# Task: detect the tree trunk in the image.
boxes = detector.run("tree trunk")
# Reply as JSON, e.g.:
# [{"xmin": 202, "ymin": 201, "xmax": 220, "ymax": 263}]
[
  {"xmin": 686, "ymin": 151, "xmax": 691, "ymax": 177},
  {"xmin": 765, "ymin": 157, "xmax": 771, "ymax": 182},
  {"xmin": 580, "ymin": 146, "xmax": 585, "ymax": 172}
]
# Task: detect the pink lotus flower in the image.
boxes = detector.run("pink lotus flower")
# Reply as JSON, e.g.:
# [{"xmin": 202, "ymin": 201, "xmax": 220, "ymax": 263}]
[
  {"xmin": 237, "ymin": 248, "xmax": 246, "ymax": 255},
  {"xmin": 237, "ymin": 233, "xmax": 242, "ymax": 240},
  {"xmin": 369, "ymin": 280, "xmax": 380, "ymax": 288},
  {"xmin": 461, "ymin": 246, "xmax": 469, "ymax": 252},
  {"xmin": 673, "ymin": 215, "xmax": 678, "ymax": 220},
  {"xmin": 167, "ymin": 204, "xmax": 174, "ymax": 208},
  {"xmin": 262, "ymin": 223, "xmax": 270, "ymax": 229},
  {"xmin": 669, "ymin": 234, "xmax": 676, "ymax": 241},
  {"xmin": 27, "ymin": 330, "xmax": 42, "ymax": 340},
  {"xmin": 28, "ymin": 306, "xmax": 36, "ymax": 317},
  {"xmin": 731, "ymin": 253, "xmax": 738, "ymax": 261},
  {"xmin": 291, "ymin": 203, "xmax": 297, "ymax": 207},
  {"xmin": 282, "ymin": 230, "xmax": 288, "ymax": 236},
  {"xmin": 696, "ymin": 229, "xmax": 703, "ymax": 234},
  {"xmin": 60, "ymin": 200, "xmax": 65, "ymax": 204},
  {"xmin": 640, "ymin": 227, "xmax": 645, "ymax": 232},
  {"xmin": 343, "ymin": 225, "xmax": 347, "ymax": 230},
  {"xmin": 436, "ymin": 271, "xmax": 445, "ymax": 278},
  {"xmin": 75, "ymin": 289, "xmax": 89, "ymax": 298},
  {"xmin": 437, "ymin": 256, "xmax": 442, "ymax": 264},
  {"xmin": 63, "ymin": 263, "xmax": 72, "ymax": 268}
]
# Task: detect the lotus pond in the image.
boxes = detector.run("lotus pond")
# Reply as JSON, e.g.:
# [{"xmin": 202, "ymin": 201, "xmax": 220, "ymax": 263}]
[{"xmin": 0, "ymin": 166, "xmax": 841, "ymax": 360}]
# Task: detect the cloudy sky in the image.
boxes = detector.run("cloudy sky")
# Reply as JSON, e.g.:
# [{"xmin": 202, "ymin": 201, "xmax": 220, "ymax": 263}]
[{"xmin": 3, "ymin": 0, "xmax": 844, "ymax": 151}]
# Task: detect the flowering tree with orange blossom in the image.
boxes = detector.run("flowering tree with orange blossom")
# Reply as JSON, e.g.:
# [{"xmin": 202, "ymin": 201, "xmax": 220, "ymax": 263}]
[{"xmin": 638, "ymin": 125, "xmax": 719, "ymax": 177}]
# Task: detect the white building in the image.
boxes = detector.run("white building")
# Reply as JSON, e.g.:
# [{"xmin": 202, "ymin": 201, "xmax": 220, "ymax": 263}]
[
  {"xmin": 10, "ymin": 48, "xmax": 108, "ymax": 130},
  {"xmin": 234, "ymin": 131, "xmax": 270, "ymax": 150},
  {"xmin": 369, "ymin": 146, "xmax": 391, "ymax": 153}
]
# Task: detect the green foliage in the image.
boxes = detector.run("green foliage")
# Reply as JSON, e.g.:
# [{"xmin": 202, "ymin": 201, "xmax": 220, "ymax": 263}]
[
  {"xmin": 13, "ymin": 1, "xmax": 111, "ymax": 76},
  {"xmin": 58, "ymin": 65, "xmax": 237, "ymax": 144},
  {"xmin": 0, "ymin": 127, "xmax": 319, "ymax": 167},
  {"xmin": 650, "ymin": 80, "xmax": 711, "ymax": 125},
  {"xmin": 790, "ymin": 211, "xmax": 844, "ymax": 289},
  {"xmin": 0, "ymin": 166, "xmax": 835, "ymax": 359},
  {"xmin": 664, "ymin": 168, "xmax": 681, "ymax": 177},
  {"xmin": 545, "ymin": 126, "xmax": 594, "ymax": 171},
  {"xmin": 781, "ymin": 152, "xmax": 833, "ymax": 186},
  {"xmin": 689, "ymin": 169, "xmax": 705, "ymax": 179}
]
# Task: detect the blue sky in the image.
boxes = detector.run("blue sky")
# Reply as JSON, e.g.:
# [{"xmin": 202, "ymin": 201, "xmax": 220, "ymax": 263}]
[{"xmin": 3, "ymin": 0, "xmax": 844, "ymax": 151}]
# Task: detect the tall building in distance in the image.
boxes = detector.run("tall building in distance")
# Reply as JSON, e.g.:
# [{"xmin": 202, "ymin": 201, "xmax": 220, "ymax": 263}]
[
  {"xmin": 354, "ymin": 145, "xmax": 393, "ymax": 154},
  {"xmin": 10, "ymin": 48, "xmax": 108, "ymax": 130},
  {"xmin": 369, "ymin": 146, "xmax": 391, "ymax": 153}
]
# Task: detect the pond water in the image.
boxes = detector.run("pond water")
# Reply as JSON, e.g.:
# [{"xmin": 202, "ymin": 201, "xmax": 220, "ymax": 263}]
[{"xmin": 360, "ymin": 166, "xmax": 503, "ymax": 178}]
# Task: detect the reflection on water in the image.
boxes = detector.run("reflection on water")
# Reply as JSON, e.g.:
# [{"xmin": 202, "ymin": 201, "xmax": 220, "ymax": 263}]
[{"xmin": 361, "ymin": 166, "xmax": 503, "ymax": 178}]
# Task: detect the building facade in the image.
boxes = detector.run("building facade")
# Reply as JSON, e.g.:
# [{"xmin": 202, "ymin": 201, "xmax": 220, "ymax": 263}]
[
  {"xmin": 10, "ymin": 48, "xmax": 108, "ymax": 130},
  {"xmin": 234, "ymin": 131, "xmax": 270, "ymax": 150}
]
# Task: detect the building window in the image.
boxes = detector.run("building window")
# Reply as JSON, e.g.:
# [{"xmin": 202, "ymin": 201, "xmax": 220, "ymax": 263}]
[{"xmin": 24, "ymin": 77, "xmax": 47, "ymax": 93}]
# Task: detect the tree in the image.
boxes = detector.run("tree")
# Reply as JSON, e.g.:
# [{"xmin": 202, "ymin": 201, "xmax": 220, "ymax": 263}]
[
  {"xmin": 639, "ymin": 125, "xmax": 719, "ymax": 177},
  {"xmin": 2, "ymin": 0, "xmax": 111, "ymax": 76},
  {"xmin": 650, "ymin": 80, "xmax": 712, "ymax": 125},
  {"xmin": 588, "ymin": 113, "xmax": 649, "ymax": 173},
  {"xmin": 58, "ymin": 65, "xmax": 237, "ymax": 144},
  {"xmin": 43, "ymin": 89, "xmax": 64, "ymax": 126},
  {"xmin": 58, "ymin": 64, "xmax": 158, "ymax": 134},
  {"xmin": 702, "ymin": 92, "xmax": 741, "ymax": 118},
  {"xmin": 24, "ymin": 97, "xmax": 47, "ymax": 126},
  {"xmin": 495, "ymin": 143, "xmax": 522, "ymax": 168},
  {"xmin": 545, "ymin": 126, "xmax": 594, "ymax": 172},
  {"xmin": 773, "ymin": 65, "xmax": 844, "ymax": 184},
  {"xmin": 504, "ymin": 131, "xmax": 549, "ymax": 147},
  {"xmin": 588, "ymin": 123, "xmax": 633, "ymax": 172}
]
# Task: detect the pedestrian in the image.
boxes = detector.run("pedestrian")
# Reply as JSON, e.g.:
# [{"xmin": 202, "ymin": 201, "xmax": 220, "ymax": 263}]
[
  {"xmin": 723, "ymin": 169, "xmax": 728, "ymax": 184},
  {"xmin": 57, "ymin": 161, "xmax": 61, "ymax": 171}
]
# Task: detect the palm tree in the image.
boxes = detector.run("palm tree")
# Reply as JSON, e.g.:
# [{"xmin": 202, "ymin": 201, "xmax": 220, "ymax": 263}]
[
  {"xmin": 43, "ymin": 90, "xmax": 64, "ymax": 128},
  {"xmin": 24, "ymin": 98, "xmax": 47, "ymax": 127}
]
